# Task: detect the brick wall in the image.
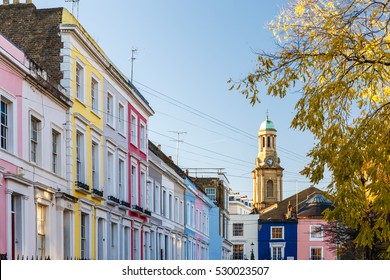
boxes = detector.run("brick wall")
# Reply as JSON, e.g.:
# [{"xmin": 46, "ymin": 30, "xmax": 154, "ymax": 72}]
[{"xmin": 0, "ymin": 3, "xmax": 64, "ymax": 84}]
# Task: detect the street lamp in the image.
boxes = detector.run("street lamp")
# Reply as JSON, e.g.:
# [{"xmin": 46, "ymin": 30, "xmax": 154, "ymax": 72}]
[{"xmin": 250, "ymin": 242, "xmax": 255, "ymax": 260}]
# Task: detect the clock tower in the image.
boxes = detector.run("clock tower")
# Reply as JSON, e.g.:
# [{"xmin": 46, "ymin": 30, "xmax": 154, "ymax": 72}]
[{"xmin": 253, "ymin": 115, "xmax": 284, "ymax": 210}]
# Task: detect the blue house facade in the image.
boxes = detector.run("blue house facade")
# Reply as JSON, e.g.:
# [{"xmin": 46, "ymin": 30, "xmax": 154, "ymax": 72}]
[
  {"xmin": 258, "ymin": 221, "xmax": 297, "ymax": 260},
  {"xmin": 209, "ymin": 203, "xmax": 222, "ymax": 260}
]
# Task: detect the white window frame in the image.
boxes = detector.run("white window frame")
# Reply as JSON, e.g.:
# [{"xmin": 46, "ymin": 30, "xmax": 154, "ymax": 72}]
[
  {"xmin": 130, "ymin": 113, "xmax": 138, "ymax": 147},
  {"xmin": 169, "ymin": 193, "xmax": 173, "ymax": 220},
  {"xmin": 30, "ymin": 114, "xmax": 41, "ymax": 164},
  {"xmin": 107, "ymin": 149, "xmax": 115, "ymax": 197},
  {"xmin": 269, "ymin": 242, "xmax": 285, "ymax": 260},
  {"xmin": 76, "ymin": 130, "xmax": 85, "ymax": 183},
  {"xmin": 140, "ymin": 168, "xmax": 146, "ymax": 208},
  {"xmin": 233, "ymin": 223, "xmax": 244, "ymax": 237},
  {"xmin": 205, "ymin": 188, "xmax": 216, "ymax": 201},
  {"xmin": 80, "ymin": 212, "xmax": 90, "ymax": 259},
  {"xmin": 270, "ymin": 226, "xmax": 284, "ymax": 240},
  {"xmin": 186, "ymin": 202, "xmax": 190, "ymax": 226},
  {"xmin": 140, "ymin": 121, "xmax": 146, "ymax": 153},
  {"xmin": 91, "ymin": 140, "xmax": 99, "ymax": 190},
  {"xmin": 310, "ymin": 225, "xmax": 324, "ymax": 241},
  {"xmin": 118, "ymin": 157, "xmax": 126, "ymax": 202},
  {"xmin": 162, "ymin": 189, "xmax": 167, "ymax": 217},
  {"xmin": 118, "ymin": 102, "xmax": 126, "ymax": 135},
  {"xmin": 110, "ymin": 222, "xmax": 118, "ymax": 260},
  {"xmin": 310, "ymin": 246, "xmax": 323, "ymax": 260},
  {"xmin": 51, "ymin": 129, "xmax": 61, "ymax": 175},
  {"xmin": 91, "ymin": 75, "xmax": 99, "ymax": 115},
  {"xmin": 37, "ymin": 203, "xmax": 47, "ymax": 258},
  {"xmin": 106, "ymin": 92, "xmax": 114, "ymax": 128},
  {"xmin": 180, "ymin": 200, "xmax": 184, "ymax": 224},
  {"xmin": 75, "ymin": 61, "xmax": 85, "ymax": 103},
  {"xmin": 155, "ymin": 182, "xmax": 160, "ymax": 215},
  {"xmin": 174, "ymin": 197, "xmax": 179, "ymax": 223},
  {"xmin": 131, "ymin": 161, "xmax": 138, "ymax": 206},
  {"xmin": 0, "ymin": 93, "xmax": 14, "ymax": 152}
]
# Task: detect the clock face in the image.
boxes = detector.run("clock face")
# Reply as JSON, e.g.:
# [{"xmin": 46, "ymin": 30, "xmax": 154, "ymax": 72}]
[{"xmin": 266, "ymin": 157, "xmax": 274, "ymax": 166}]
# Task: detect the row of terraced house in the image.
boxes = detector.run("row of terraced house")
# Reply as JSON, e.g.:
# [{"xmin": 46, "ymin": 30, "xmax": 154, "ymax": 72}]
[{"xmin": 0, "ymin": 1, "xmax": 232, "ymax": 260}]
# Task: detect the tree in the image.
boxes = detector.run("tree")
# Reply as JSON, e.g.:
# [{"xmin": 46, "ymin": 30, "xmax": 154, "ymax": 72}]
[{"xmin": 229, "ymin": 0, "xmax": 390, "ymax": 258}]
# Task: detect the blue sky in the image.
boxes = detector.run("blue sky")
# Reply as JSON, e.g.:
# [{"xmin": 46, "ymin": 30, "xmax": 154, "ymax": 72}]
[{"xmin": 33, "ymin": 0, "xmax": 331, "ymax": 198}]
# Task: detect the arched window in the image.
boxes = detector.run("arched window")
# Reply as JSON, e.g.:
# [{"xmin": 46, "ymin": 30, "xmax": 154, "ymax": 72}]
[
  {"xmin": 262, "ymin": 137, "xmax": 265, "ymax": 148},
  {"xmin": 267, "ymin": 136, "xmax": 271, "ymax": 148},
  {"xmin": 267, "ymin": 180, "xmax": 274, "ymax": 198}
]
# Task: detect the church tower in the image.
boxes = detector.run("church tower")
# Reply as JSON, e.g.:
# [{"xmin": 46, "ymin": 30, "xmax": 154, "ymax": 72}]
[{"xmin": 253, "ymin": 115, "xmax": 283, "ymax": 210}]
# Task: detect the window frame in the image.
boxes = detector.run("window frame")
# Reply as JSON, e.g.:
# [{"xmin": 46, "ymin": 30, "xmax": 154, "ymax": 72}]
[
  {"xmin": 310, "ymin": 246, "xmax": 323, "ymax": 260},
  {"xmin": 205, "ymin": 188, "xmax": 216, "ymax": 201},
  {"xmin": 106, "ymin": 92, "xmax": 114, "ymax": 128},
  {"xmin": 233, "ymin": 223, "xmax": 244, "ymax": 237},
  {"xmin": 140, "ymin": 121, "xmax": 146, "ymax": 153},
  {"xmin": 118, "ymin": 102, "xmax": 126, "ymax": 135},
  {"xmin": 76, "ymin": 131, "xmax": 85, "ymax": 183},
  {"xmin": 0, "ymin": 97, "xmax": 10, "ymax": 151},
  {"xmin": 91, "ymin": 141, "xmax": 99, "ymax": 189},
  {"xmin": 270, "ymin": 226, "xmax": 284, "ymax": 240},
  {"xmin": 30, "ymin": 115, "xmax": 41, "ymax": 164},
  {"xmin": 52, "ymin": 129, "xmax": 61, "ymax": 174},
  {"xmin": 90, "ymin": 76, "xmax": 99, "ymax": 114},
  {"xmin": 75, "ymin": 62, "xmax": 85, "ymax": 103},
  {"xmin": 130, "ymin": 113, "xmax": 138, "ymax": 147},
  {"xmin": 310, "ymin": 225, "xmax": 324, "ymax": 241}
]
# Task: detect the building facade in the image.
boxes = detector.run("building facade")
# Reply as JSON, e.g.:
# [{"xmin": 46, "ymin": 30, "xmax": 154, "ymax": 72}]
[
  {"xmin": 191, "ymin": 173, "xmax": 232, "ymax": 258},
  {"xmin": 0, "ymin": 1, "xmax": 153, "ymax": 260},
  {"xmin": 228, "ymin": 191, "xmax": 259, "ymax": 260},
  {"xmin": 297, "ymin": 194, "xmax": 337, "ymax": 260},
  {"xmin": 0, "ymin": 32, "xmax": 74, "ymax": 260}
]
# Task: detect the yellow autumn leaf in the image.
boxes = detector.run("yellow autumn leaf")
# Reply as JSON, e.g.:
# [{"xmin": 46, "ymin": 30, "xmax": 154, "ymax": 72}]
[{"xmin": 295, "ymin": 4, "xmax": 305, "ymax": 16}]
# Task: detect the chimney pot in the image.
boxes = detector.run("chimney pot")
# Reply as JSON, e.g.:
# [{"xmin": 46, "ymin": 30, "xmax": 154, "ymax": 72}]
[{"xmin": 157, "ymin": 144, "xmax": 161, "ymax": 150}]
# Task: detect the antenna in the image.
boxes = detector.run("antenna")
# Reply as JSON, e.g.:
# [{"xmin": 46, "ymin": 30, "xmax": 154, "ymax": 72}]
[
  {"xmin": 169, "ymin": 131, "xmax": 187, "ymax": 166},
  {"xmin": 129, "ymin": 47, "xmax": 138, "ymax": 83},
  {"xmin": 65, "ymin": 0, "xmax": 80, "ymax": 20}
]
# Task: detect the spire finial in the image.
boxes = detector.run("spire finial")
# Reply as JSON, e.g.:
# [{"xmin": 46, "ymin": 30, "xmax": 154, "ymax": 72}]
[{"xmin": 266, "ymin": 109, "xmax": 269, "ymax": 120}]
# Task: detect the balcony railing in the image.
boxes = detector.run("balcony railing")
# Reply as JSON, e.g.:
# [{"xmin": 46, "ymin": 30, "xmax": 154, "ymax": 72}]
[
  {"xmin": 132, "ymin": 204, "xmax": 144, "ymax": 213},
  {"xmin": 75, "ymin": 181, "xmax": 90, "ymax": 192},
  {"xmin": 92, "ymin": 188, "xmax": 103, "ymax": 197},
  {"xmin": 107, "ymin": 195, "xmax": 120, "ymax": 204},
  {"xmin": 120, "ymin": 200, "xmax": 131, "ymax": 208}
]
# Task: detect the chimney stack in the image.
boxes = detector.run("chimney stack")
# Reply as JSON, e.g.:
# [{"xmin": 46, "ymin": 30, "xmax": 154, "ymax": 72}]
[{"xmin": 2, "ymin": 0, "xmax": 33, "ymax": 4}]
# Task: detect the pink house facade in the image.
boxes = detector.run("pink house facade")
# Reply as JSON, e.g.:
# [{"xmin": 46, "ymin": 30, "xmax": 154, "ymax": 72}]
[
  {"xmin": 297, "ymin": 194, "xmax": 337, "ymax": 260},
  {"xmin": 298, "ymin": 219, "xmax": 337, "ymax": 260},
  {"xmin": 0, "ymin": 33, "xmax": 72, "ymax": 260},
  {"xmin": 127, "ymin": 88, "xmax": 154, "ymax": 260},
  {"xmin": 0, "ymin": 33, "xmax": 26, "ymax": 259}
]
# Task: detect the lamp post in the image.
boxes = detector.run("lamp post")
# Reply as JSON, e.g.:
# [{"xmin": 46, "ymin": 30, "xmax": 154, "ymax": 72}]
[{"xmin": 250, "ymin": 242, "xmax": 255, "ymax": 260}]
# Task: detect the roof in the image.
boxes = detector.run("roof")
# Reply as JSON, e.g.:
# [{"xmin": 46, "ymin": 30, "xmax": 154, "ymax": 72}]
[
  {"xmin": 297, "ymin": 194, "xmax": 334, "ymax": 218},
  {"xmin": 259, "ymin": 186, "xmax": 323, "ymax": 221},
  {"xmin": 259, "ymin": 117, "xmax": 276, "ymax": 131}
]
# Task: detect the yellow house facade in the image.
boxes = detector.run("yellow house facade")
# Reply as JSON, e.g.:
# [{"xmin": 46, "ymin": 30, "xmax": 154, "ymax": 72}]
[{"xmin": 62, "ymin": 10, "xmax": 106, "ymax": 259}]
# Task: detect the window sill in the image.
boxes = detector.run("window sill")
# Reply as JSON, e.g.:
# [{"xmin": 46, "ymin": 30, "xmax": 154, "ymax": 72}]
[{"xmin": 91, "ymin": 110, "xmax": 101, "ymax": 119}]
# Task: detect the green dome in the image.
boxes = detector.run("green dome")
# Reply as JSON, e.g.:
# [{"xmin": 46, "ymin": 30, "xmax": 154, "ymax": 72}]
[{"xmin": 259, "ymin": 118, "xmax": 276, "ymax": 131}]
